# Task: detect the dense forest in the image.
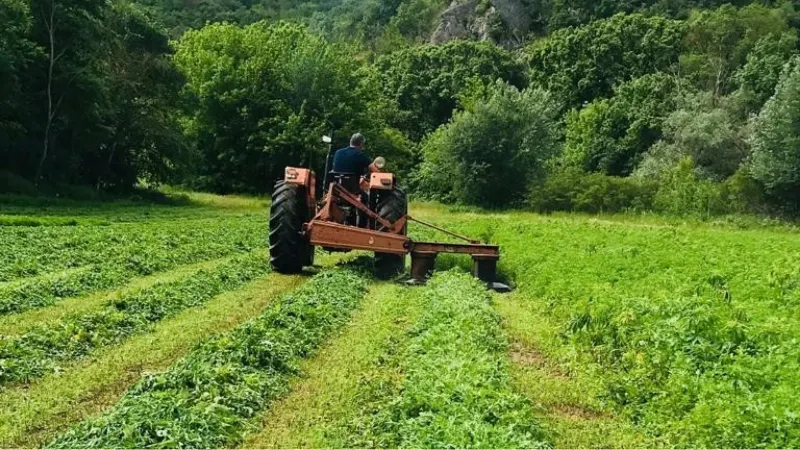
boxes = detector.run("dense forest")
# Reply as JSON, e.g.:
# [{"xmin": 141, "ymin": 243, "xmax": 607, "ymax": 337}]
[{"xmin": 2, "ymin": 0, "xmax": 800, "ymax": 215}]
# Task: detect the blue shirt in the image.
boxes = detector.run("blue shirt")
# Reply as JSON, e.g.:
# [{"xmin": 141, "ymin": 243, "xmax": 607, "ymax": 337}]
[{"xmin": 332, "ymin": 146, "xmax": 372, "ymax": 174}]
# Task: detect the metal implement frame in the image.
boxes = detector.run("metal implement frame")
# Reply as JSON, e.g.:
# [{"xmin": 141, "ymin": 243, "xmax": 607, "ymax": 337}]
[{"xmin": 304, "ymin": 181, "xmax": 506, "ymax": 290}]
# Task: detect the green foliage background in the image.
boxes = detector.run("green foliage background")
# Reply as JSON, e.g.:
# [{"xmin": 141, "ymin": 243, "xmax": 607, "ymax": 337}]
[{"xmin": 2, "ymin": 0, "xmax": 800, "ymax": 214}]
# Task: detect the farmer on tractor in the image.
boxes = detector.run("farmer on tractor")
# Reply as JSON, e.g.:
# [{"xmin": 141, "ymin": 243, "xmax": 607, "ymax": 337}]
[
  {"xmin": 269, "ymin": 128, "xmax": 507, "ymax": 290},
  {"xmin": 332, "ymin": 133, "xmax": 383, "ymax": 176}
]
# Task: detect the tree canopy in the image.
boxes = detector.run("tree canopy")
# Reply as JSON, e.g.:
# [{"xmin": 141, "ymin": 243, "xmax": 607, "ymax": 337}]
[
  {"xmin": 525, "ymin": 13, "xmax": 684, "ymax": 108},
  {"xmin": 2, "ymin": 0, "xmax": 800, "ymax": 216}
]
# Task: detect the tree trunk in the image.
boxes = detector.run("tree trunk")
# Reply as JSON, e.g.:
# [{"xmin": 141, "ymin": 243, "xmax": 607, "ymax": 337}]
[
  {"xmin": 97, "ymin": 140, "xmax": 118, "ymax": 191},
  {"xmin": 35, "ymin": 0, "xmax": 56, "ymax": 188}
]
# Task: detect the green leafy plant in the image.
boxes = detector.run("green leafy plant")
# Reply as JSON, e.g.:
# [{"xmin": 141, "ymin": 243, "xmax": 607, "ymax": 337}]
[
  {"xmin": 347, "ymin": 271, "xmax": 549, "ymax": 449},
  {"xmin": 749, "ymin": 56, "xmax": 800, "ymax": 209},
  {"xmin": 49, "ymin": 269, "xmax": 367, "ymax": 449},
  {"xmin": 0, "ymin": 218, "xmax": 265, "ymax": 315},
  {"xmin": 0, "ymin": 252, "xmax": 270, "ymax": 386},
  {"xmin": 414, "ymin": 82, "xmax": 561, "ymax": 208}
]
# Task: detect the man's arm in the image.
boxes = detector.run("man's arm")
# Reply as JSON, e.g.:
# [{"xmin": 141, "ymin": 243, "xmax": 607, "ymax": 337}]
[{"xmin": 358, "ymin": 152, "xmax": 374, "ymax": 175}]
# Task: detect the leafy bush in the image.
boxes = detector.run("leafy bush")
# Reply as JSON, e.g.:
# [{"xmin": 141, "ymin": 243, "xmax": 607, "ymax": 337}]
[
  {"xmin": 563, "ymin": 73, "xmax": 679, "ymax": 176},
  {"xmin": 175, "ymin": 22, "xmax": 373, "ymax": 193},
  {"xmin": 530, "ymin": 169, "xmax": 657, "ymax": 213},
  {"xmin": 749, "ymin": 56, "xmax": 800, "ymax": 208},
  {"xmin": 370, "ymin": 40, "xmax": 527, "ymax": 141},
  {"xmin": 652, "ymin": 157, "xmax": 730, "ymax": 217},
  {"xmin": 636, "ymin": 92, "xmax": 749, "ymax": 181},
  {"xmin": 51, "ymin": 269, "xmax": 367, "ymax": 449},
  {"xmin": 525, "ymin": 13, "xmax": 684, "ymax": 108},
  {"xmin": 733, "ymin": 31, "xmax": 799, "ymax": 112},
  {"xmin": 681, "ymin": 4, "xmax": 793, "ymax": 96},
  {"xmin": 347, "ymin": 271, "xmax": 548, "ymax": 449},
  {"xmin": 413, "ymin": 83, "xmax": 561, "ymax": 208}
]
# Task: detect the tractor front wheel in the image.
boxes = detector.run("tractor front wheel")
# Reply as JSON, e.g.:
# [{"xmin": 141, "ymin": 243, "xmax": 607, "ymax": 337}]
[
  {"xmin": 374, "ymin": 187, "xmax": 408, "ymax": 278},
  {"xmin": 269, "ymin": 180, "xmax": 311, "ymax": 274}
]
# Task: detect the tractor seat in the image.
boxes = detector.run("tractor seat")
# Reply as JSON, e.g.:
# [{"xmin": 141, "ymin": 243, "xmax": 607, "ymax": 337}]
[{"xmin": 328, "ymin": 172, "xmax": 360, "ymax": 194}]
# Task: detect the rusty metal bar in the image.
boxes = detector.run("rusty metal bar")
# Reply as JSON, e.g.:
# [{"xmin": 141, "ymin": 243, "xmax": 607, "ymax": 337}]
[
  {"xmin": 407, "ymin": 216, "xmax": 481, "ymax": 244},
  {"xmin": 410, "ymin": 241, "xmax": 500, "ymax": 256},
  {"xmin": 308, "ymin": 221, "xmax": 408, "ymax": 255},
  {"xmin": 330, "ymin": 184, "xmax": 396, "ymax": 231}
]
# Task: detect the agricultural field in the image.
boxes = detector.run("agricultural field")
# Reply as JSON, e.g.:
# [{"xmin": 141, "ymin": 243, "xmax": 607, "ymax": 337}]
[{"xmin": 1, "ymin": 192, "xmax": 799, "ymax": 448}]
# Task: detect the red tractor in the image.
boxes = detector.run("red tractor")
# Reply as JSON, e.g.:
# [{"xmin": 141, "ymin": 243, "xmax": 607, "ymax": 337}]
[{"xmin": 268, "ymin": 140, "xmax": 509, "ymax": 290}]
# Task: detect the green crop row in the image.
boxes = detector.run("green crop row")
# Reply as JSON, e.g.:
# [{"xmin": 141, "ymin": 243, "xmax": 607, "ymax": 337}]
[
  {"xmin": 490, "ymin": 219, "xmax": 800, "ymax": 448},
  {"xmin": 49, "ymin": 269, "xmax": 367, "ymax": 449},
  {"xmin": 346, "ymin": 271, "xmax": 549, "ymax": 449},
  {"xmin": 0, "ymin": 220, "xmax": 265, "ymax": 315},
  {"xmin": 417, "ymin": 212, "xmax": 800, "ymax": 448},
  {"xmin": 0, "ymin": 252, "xmax": 270, "ymax": 387},
  {"xmin": 0, "ymin": 217, "xmax": 265, "ymax": 283}
]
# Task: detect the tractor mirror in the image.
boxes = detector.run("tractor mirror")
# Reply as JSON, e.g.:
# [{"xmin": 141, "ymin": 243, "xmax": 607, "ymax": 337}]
[
  {"xmin": 374, "ymin": 157, "xmax": 386, "ymax": 169},
  {"xmin": 322, "ymin": 136, "xmax": 332, "ymax": 144}
]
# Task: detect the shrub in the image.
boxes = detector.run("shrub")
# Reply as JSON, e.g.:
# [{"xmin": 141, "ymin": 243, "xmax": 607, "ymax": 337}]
[
  {"xmin": 653, "ymin": 157, "xmax": 730, "ymax": 217},
  {"xmin": 174, "ymin": 22, "xmax": 373, "ymax": 193},
  {"xmin": 413, "ymin": 83, "xmax": 561, "ymax": 208},
  {"xmin": 371, "ymin": 40, "xmax": 527, "ymax": 141},
  {"xmin": 749, "ymin": 56, "xmax": 800, "ymax": 209},
  {"xmin": 0, "ymin": 170, "xmax": 36, "ymax": 195},
  {"xmin": 636, "ymin": 92, "xmax": 749, "ymax": 181},
  {"xmin": 524, "ymin": 13, "xmax": 684, "ymax": 109},
  {"xmin": 681, "ymin": 4, "xmax": 793, "ymax": 96},
  {"xmin": 733, "ymin": 32, "xmax": 799, "ymax": 112},
  {"xmin": 563, "ymin": 73, "xmax": 680, "ymax": 176},
  {"xmin": 529, "ymin": 169, "xmax": 657, "ymax": 213}
]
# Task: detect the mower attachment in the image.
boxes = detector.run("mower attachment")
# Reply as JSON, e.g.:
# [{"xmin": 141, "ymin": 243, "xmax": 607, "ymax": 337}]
[
  {"xmin": 271, "ymin": 165, "xmax": 510, "ymax": 291},
  {"xmin": 408, "ymin": 242, "xmax": 510, "ymax": 293}
]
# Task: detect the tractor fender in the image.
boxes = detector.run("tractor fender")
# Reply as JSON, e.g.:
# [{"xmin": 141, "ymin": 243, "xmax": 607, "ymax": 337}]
[
  {"xmin": 369, "ymin": 172, "xmax": 394, "ymax": 191},
  {"xmin": 284, "ymin": 167, "xmax": 316, "ymax": 216}
]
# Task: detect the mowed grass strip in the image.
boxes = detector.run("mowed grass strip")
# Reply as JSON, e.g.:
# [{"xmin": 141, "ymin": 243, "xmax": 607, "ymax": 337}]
[
  {"xmin": 0, "ymin": 218, "xmax": 265, "ymax": 316},
  {"xmin": 344, "ymin": 271, "xmax": 549, "ymax": 449},
  {"xmin": 495, "ymin": 293, "xmax": 653, "ymax": 449},
  {"xmin": 0, "ymin": 252, "xmax": 270, "ymax": 386},
  {"xmin": 0, "ymin": 256, "xmax": 235, "ymax": 336},
  {"xmin": 0, "ymin": 273, "xmax": 301, "ymax": 448},
  {"xmin": 50, "ymin": 269, "xmax": 368, "ymax": 449},
  {"xmin": 242, "ymin": 282, "xmax": 427, "ymax": 449}
]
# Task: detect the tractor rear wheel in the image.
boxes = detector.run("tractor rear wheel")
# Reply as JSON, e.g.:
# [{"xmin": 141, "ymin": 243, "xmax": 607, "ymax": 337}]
[
  {"xmin": 269, "ymin": 180, "xmax": 311, "ymax": 274},
  {"xmin": 374, "ymin": 187, "xmax": 407, "ymax": 278}
]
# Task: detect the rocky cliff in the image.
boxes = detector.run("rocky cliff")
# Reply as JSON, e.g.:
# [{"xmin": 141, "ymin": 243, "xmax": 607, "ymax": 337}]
[{"xmin": 430, "ymin": 0, "xmax": 532, "ymax": 48}]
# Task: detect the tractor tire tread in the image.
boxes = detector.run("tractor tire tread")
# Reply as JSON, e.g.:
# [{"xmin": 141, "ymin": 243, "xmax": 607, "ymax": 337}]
[
  {"xmin": 375, "ymin": 187, "xmax": 408, "ymax": 278},
  {"xmin": 269, "ymin": 181, "xmax": 309, "ymax": 274}
]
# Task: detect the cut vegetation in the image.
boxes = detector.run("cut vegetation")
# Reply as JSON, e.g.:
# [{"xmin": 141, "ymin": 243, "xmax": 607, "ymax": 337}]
[
  {"xmin": 0, "ymin": 252, "xmax": 270, "ymax": 386},
  {"xmin": 1, "ymin": 194, "xmax": 799, "ymax": 449},
  {"xmin": 0, "ymin": 274, "xmax": 303, "ymax": 448},
  {"xmin": 50, "ymin": 269, "xmax": 368, "ymax": 449},
  {"xmin": 344, "ymin": 272, "xmax": 549, "ymax": 449}
]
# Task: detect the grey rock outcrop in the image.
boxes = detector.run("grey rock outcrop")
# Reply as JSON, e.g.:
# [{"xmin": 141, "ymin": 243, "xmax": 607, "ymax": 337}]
[{"xmin": 430, "ymin": 0, "xmax": 531, "ymax": 48}]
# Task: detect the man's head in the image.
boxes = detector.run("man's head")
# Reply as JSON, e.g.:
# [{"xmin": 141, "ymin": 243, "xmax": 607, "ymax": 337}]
[{"xmin": 350, "ymin": 133, "xmax": 366, "ymax": 149}]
